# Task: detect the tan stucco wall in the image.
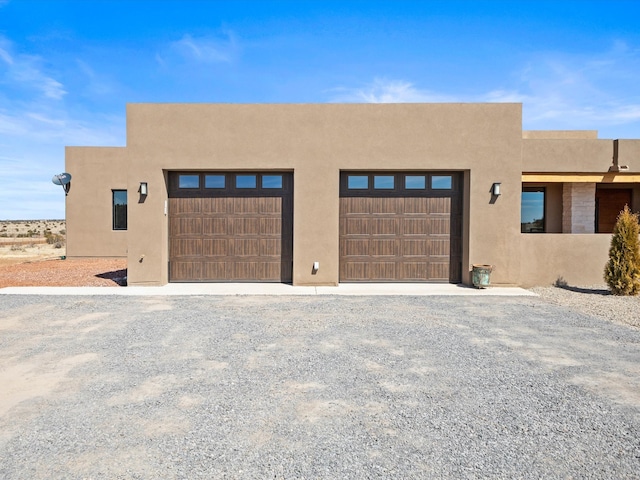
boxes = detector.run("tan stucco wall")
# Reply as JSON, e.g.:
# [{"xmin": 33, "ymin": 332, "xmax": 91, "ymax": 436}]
[
  {"xmin": 65, "ymin": 147, "xmax": 128, "ymax": 257},
  {"xmin": 111, "ymin": 103, "xmax": 523, "ymax": 286},
  {"xmin": 616, "ymin": 140, "xmax": 640, "ymax": 171},
  {"xmin": 522, "ymin": 139, "xmax": 614, "ymax": 172},
  {"xmin": 523, "ymin": 130, "xmax": 598, "ymax": 139},
  {"xmin": 520, "ymin": 234, "xmax": 611, "ymax": 287}
]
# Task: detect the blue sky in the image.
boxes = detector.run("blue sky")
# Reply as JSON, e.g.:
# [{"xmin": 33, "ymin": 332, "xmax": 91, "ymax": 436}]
[{"xmin": 1, "ymin": 0, "xmax": 639, "ymax": 219}]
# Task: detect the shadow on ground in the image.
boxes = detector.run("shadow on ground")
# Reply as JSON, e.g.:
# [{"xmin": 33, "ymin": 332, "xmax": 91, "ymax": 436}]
[
  {"xmin": 554, "ymin": 277, "xmax": 609, "ymax": 296},
  {"xmin": 95, "ymin": 269, "xmax": 127, "ymax": 286}
]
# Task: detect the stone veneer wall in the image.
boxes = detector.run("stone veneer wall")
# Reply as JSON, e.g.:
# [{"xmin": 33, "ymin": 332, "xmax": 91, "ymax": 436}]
[{"xmin": 562, "ymin": 183, "xmax": 596, "ymax": 233}]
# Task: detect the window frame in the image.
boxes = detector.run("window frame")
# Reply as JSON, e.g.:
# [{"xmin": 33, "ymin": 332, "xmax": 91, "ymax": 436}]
[
  {"xmin": 521, "ymin": 186, "xmax": 546, "ymax": 233},
  {"xmin": 112, "ymin": 189, "xmax": 128, "ymax": 231}
]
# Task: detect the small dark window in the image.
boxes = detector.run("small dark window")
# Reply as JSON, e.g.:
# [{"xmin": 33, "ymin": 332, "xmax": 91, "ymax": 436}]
[
  {"xmin": 112, "ymin": 190, "xmax": 127, "ymax": 230},
  {"xmin": 374, "ymin": 175, "xmax": 394, "ymax": 189},
  {"xmin": 431, "ymin": 175, "xmax": 452, "ymax": 189},
  {"xmin": 405, "ymin": 175, "xmax": 426, "ymax": 189},
  {"xmin": 521, "ymin": 187, "xmax": 545, "ymax": 233},
  {"xmin": 347, "ymin": 175, "xmax": 368, "ymax": 189},
  {"xmin": 236, "ymin": 175, "xmax": 257, "ymax": 188},
  {"xmin": 262, "ymin": 175, "xmax": 283, "ymax": 189},
  {"xmin": 179, "ymin": 175, "xmax": 200, "ymax": 188},
  {"xmin": 205, "ymin": 175, "xmax": 225, "ymax": 189}
]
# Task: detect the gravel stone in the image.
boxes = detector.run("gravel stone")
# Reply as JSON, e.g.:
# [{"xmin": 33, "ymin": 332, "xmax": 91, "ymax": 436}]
[{"xmin": 0, "ymin": 294, "xmax": 638, "ymax": 479}]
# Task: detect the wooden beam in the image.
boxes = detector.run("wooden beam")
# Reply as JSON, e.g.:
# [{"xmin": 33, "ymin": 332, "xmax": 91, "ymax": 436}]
[{"xmin": 522, "ymin": 173, "xmax": 640, "ymax": 183}]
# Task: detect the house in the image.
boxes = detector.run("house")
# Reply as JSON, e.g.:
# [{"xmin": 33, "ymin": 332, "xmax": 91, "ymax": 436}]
[{"xmin": 65, "ymin": 103, "xmax": 640, "ymax": 287}]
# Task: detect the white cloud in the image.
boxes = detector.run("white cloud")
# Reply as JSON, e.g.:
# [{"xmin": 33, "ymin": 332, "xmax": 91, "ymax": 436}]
[
  {"xmin": 0, "ymin": 36, "xmax": 67, "ymax": 99},
  {"xmin": 330, "ymin": 43, "xmax": 640, "ymax": 138},
  {"xmin": 157, "ymin": 31, "xmax": 239, "ymax": 66},
  {"xmin": 330, "ymin": 78, "xmax": 456, "ymax": 103}
]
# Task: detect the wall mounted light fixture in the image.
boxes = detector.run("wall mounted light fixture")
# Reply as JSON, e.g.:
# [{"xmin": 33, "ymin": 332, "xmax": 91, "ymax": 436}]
[
  {"xmin": 492, "ymin": 182, "xmax": 501, "ymax": 196},
  {"xmin": 140, "ymin": 182, "xmax": 148, "ymax": 196}
]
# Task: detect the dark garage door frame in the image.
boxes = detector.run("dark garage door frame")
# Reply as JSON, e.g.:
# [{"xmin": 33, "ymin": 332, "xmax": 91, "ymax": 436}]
[
  {"xmin": 168, "ymin": 171, "xmax": 293, "ymax": 283},
  {"xmin": 339, "ymin": 171, "xmax": 463, "ymax": 283}
]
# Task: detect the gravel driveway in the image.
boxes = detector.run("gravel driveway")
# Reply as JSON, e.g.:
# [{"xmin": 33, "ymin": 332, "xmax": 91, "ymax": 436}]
[{"xmin": 1, "ymin": 294, "xmax": 638, "ymax": 479}]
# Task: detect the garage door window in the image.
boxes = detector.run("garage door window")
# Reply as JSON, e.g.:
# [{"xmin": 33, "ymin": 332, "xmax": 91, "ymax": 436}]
[
  {"xmin": 205, "ymin": 175, "xmax": 225, "ymax": 189},
  {"xmin": 405, "ymin": 175, "xmax": 426, "ymax": 189},
  {"xmin": 262, "ymin": 175, "xmax": 283, "ymax": 189},
  {"xmin": 236, "ymin": 175, "xmax": 257, "ymax": 188},
  {"xmin": 431, "ymin": 175, "xmax": 452, "ymax": 189},
  {"xmin": 374, "ymin": 175, "xmax": 395, "ymax": 189},
  {"xmin": 348, "ymin": 175, "xmax": 368, "ymax": 189},
  {"xmin": 179, "ymin": 175, "xmax": 200, "ymax": 189}
]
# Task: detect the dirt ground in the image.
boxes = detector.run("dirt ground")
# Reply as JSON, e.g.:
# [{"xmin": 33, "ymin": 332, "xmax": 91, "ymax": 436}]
[
  {"xmin": 0, "ymin": 241, "xmax": 126, "ymax": 288},
  {"xmin": 0, "ymin": 220, "xmax": 127, "ymax": 287}
]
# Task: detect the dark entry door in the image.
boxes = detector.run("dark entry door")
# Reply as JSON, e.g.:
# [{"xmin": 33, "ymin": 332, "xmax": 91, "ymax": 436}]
[{"xmin": 596, "ymin": 188, "xmax": 632, "ymax": 233}]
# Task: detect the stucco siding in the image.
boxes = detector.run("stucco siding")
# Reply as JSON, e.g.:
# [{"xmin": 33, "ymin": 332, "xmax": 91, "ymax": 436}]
[
  {"xmin": 520, "ymin": 234, "xmax": 611, "ymax": 287},
  {"xmin": 522, "ymin": 139, "xmax": 613, "ymax": 173},
  {"xmin": 119, "ymin": 103, "xmax": 523, "ymax": 286},
  {"xmin": 65, "ymin": 147, "xmax": 128, "ymax": 258}
]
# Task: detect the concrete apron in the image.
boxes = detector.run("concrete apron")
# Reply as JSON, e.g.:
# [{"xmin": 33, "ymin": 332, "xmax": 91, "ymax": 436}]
[{"xmin": 0, "ymin": 283, "xmax": 537, "ymax": 296}]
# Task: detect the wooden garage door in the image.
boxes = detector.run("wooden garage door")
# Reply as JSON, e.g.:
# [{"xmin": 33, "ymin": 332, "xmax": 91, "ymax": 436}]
[
  {"xmin": 340, "ymin": 173, "xmax": 462, "ymax": 282},
  {"xmin": 168, "ymin": 172, "xmax": 293, "ymax": 282}
]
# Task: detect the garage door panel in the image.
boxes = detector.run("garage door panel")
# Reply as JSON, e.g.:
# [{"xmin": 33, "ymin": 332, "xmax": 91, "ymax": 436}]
[
  {"xmin": 427, "ymin": 197, "xmax": 451, "ymax": 214},
  {"xmin": 401, "ymin": 262, "xmax": 430, "ymax": 280},
  {"xmin": 260, "ymin": 238, "xmax": 281, "ymax": 256},
  {"xmin": 370, "ymin": 239, "xmax": 399, "ymax": 256},
  {"xmin": 372, "ymin": 197, "xmax": 402, "ymax": 214},
  {"xmin": 170, "ymin": 238, "xmax": 202, "ymax": 257},
  {"xmin": 231, "ymin": 239, "xmax": 260, "ymax": 256},
  {"xmin": 203, "ymin": 198, "xmax": 233, "ymax": 214},
  {"xmin": 171, "ymin": 262, "xmax": 202, "ymax": 281},
  {"xmin": 370, "ymin": 262, "xmax": 396, "ymax": 280},
  {"xmin": 259, "ymin": 197, "xmax": 281, "ymax": 214},
  {"xmin": 233, "ymin": 197, "xmax": 260, "ymax": 214},
  {"xmin": 402, "ymin": 239, "xmax": 428, "ymax": 256},
  {"xmin": 260, "ymin": 218, "xmax": 281, "ymax": 235},
  {"xmin": 203, "ymin": 261, "xmax": 229, "ymax": 279},
  {"xmin": 341, "ymin": 197, "xmax": 371, "ymax": 214},
  {"xmin": 203, "ymin": 239, "xmax": 229, "ymax": 256},
  {"xmin": 428, "ymin": 218, "xmax": 450, "ymax": 235},
  {"xmin": 341, "ymin": 238, "xmax": 369, "ymax": 256},
  {"xmin": 428, "ymin": 238, "xmax": 450, "ymax": 256},
  {"xmin": 344, "ymin": 218, "xmax": 371, "ymax": 235},
  {"xmin": 231, "ymin": 218, "xmax": 261, "ymax": 236},
  {"xmin": 403, "ymin": 218, "xmax": 428, "ymax": 235},
  {"xmin": 404, "ymin": 198, "xmax": 429, "ymax": 214},
  {"xmin": 170, "ymin": 217, "xmax": 202, "ymax": 236},
  {"xmin": 172, "ymin": 198, "xmax": 202, "ymax": 215},
  {"xmin": 262, "ymin": 262, "xmax": 283, "ymax": 281},
  {"xmin": 343, "ymin": 262, "xmax": 370, "ymax": 280},
  {"xmin": 203, "ymin": 218, "xmax": 229, "ymax": 236},
  {"xmin": 429, "ymin": 262, "xmax": 450, "ymax": 281},
  {"xmin": 232, "ymin": 261, "xmax": 259, "ymax": 279},
  {"xmin": 370, "ymin": 218, "xmax": 399, "ymax": 235}
]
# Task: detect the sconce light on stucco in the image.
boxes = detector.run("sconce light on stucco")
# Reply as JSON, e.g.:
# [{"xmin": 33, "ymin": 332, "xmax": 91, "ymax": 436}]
[
  {"xmin": 492, "ymin": 182, "xmax": 501, "ymax": 196},
  {"xmin": 139, "ymin": 182, "xmax": 148, "ymax": 196}
]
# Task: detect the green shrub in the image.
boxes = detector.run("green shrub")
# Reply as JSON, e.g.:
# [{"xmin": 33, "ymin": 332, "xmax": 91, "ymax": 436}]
[{"xmin": 604, "ymin": 205, "xmax": 640, "ymax": 295}]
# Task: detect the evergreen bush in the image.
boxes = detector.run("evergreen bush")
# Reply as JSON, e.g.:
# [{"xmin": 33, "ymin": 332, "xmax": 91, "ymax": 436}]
[{"xmin": 604, "ymin": 205, "xmax": 640, "ymax": 295}]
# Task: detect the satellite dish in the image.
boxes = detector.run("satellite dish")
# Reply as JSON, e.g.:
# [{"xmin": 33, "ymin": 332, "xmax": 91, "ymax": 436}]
[{"xmin": 52, "ymin": 172, "xmax": 72, "ymax": 195}]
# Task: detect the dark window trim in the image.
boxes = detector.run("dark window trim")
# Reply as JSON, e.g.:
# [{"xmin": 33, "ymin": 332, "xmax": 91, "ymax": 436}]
[
  {"xmin": 112, "ymin": 189, "xmax": 128, "ymax": 231},
  {"xmin": 168, "ymin": 172, "xmax": 293, "ymax": 198},
  {"xmin": 341, "ymin": 172, "xmax": 461, "ymax": 197},
  {"xmin": 521, "ymin": 186, "xmax": 546, "ymax": 233}
]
